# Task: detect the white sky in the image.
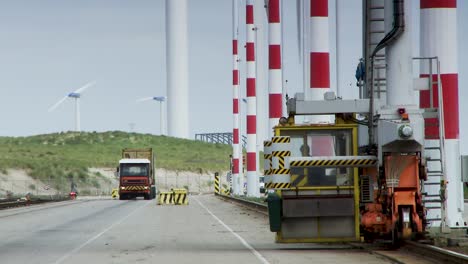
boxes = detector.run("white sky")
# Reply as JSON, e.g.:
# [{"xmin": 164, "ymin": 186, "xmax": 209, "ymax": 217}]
[{"xmin": 0, "ymin": 0, "xmax": 467, "ymax": 152}]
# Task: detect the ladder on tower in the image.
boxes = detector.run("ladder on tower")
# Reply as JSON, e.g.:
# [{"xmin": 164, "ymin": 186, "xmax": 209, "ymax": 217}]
[
  {"xmin": 414, "ymin": 57, "xmax": 447, "ymax": 228},
  {"xmin": 364, "ymin": 0, "xmax": 387, "ymax": 100}
]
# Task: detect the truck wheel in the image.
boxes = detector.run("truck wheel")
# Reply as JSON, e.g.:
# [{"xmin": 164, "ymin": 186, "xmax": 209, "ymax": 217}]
[
  {"xmin": 144, "ymin": 194, "xmax": 150, "ymax": 200},
  {"xmin": 119, "ymin": 194, "xmax": 126, "ymax": 200}
]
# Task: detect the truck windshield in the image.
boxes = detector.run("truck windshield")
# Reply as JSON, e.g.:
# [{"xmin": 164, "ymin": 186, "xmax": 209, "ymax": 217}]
[{"xmin": 120, "ymin": 164, "xmax": 149, "ymax": 176}]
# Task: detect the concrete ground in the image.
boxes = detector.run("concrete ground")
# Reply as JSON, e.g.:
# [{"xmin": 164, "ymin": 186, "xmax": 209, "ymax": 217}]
[{"xmin": 0, "ymin": 195, "xmax": 401, "ymax": 264}]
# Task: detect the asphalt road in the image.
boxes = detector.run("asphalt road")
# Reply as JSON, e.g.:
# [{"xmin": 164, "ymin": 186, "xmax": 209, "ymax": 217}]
[{"xmin": 0, "ymin": 195, "xmax": 396, "ymax": 264}]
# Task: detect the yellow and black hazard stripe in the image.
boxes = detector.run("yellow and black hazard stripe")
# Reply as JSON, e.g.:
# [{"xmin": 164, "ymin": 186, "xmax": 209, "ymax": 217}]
[
  {"xmin": 263, "ymin": 169, "xmax": 271, "ymax": 175},
  {"xmin": 265, "ymin": 182, "xmax": 291, "ymax": 189},
  {"xmin": 271, "ymin": 137, "xmax": 290, "ymax": 143},
  {"xmin": 124, "ymin": 185, "xmax": 146, "ymax": 191},
  {"xmin": 272, "ymin": 151, "xmax": 291, "ymax": 157},
  {"xmin": 214, "ymin": 174, "xmax": 220, "ymax": 194},
  {"xmin": 290, "ymin": 159, "xmax": 377, "ymax": 167},
  {"xmin": 158, "ymin": 192, "xmax": 174, "ymax": 205},
  {"xmin": 264, "ymin": 153, "xmax": 272, "ymax": 160},
  {"xmin": 270, "ymin": 168, "xmax": 290, "ymax": 175},
  {"xmin": 290, "ymin": 174, "xmax": 308, "ymax": 187},
  {"xmin": 277, "ymin": 156, "xmax": 287, "ymax": 169},
  {"xmin": 264, "ymin": 141, "xmax": 272, "ymax": 147},
  {"xmin": 173, "ymin": 193, "xmax": 188, "ymax": 205}
]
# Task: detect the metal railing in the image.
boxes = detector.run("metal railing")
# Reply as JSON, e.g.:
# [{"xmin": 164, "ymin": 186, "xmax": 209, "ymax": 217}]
[{"xmin": 195, "ymin": 132, "xmax": 247, "ymax": 148}]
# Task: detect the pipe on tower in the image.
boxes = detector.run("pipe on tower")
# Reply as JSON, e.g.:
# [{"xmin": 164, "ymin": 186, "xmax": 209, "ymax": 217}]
[
  {"xmin": 166, "ymin": 0, "xmax": 189, "ymax": 139},
  {"xmin": 246, "ymin": 0, "xmax": 259, "ymax": 197},
  {"xmin": 232, "ymin": 0, "xmax": 243, "ymax": 195},
  {"xmin": 268, "ymin": 0, "xmax": 283, "ymax": 137},
  {"xmin": 420, "ymin": 0, "xmax": 463, "ymax": 227}
]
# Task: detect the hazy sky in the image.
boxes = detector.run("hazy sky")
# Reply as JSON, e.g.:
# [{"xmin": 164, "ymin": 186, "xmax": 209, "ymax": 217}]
[{"xmin": 0, "ymin": 1, "xmax": 467, "ymax": 152}]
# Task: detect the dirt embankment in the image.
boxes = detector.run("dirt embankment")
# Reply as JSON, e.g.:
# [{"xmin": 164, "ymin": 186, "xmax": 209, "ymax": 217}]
[{"xmin": 0, "ymin": 168, "xmax": 228, "ymax": 198}]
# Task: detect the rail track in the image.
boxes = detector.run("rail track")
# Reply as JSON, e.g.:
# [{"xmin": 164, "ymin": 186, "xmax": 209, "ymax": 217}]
[{"xmin": 216, "ymin": 193, "xmax": 468, "ymax": 264}]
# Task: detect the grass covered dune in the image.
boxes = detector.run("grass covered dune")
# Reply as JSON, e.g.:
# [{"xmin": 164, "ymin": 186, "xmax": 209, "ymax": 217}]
[{"xmin": 0, "ymin": 131, "xmax": 232, "ymax": 184}]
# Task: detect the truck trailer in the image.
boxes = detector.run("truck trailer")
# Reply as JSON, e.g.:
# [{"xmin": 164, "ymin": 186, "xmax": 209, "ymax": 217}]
[{"xmin": 117, "ymin": 148, "xmax": 156, "ymax": 200}]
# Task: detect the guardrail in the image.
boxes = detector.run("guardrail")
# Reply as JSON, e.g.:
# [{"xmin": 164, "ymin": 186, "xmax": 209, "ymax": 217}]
[
  {"xmin": 215, "ymin": 193, "xmax": 267, "ymax": 214},
  {"xmin": 0, "ymin": 196, "xmax": 70, "ymax": 210}
]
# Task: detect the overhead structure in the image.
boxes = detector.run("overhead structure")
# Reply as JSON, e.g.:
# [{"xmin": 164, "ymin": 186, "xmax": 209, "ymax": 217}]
[
  {"xmin": 137, "ymin": 96, "xmax": 167, "ymax": 136},
  {"xmin": 232, "ymin": 0, "xmax": 243, "ymax": 195},
  {"xmin": 246, "ymin": 0, "xmax": 259, "ymax": 197},
  {"xmin": 48, "ymin": 81, "xmax": 95, "ymax": 132},
  {"xmin": 165, "ymin": 0, "xmax": 189, "ymax": 139},
  {"xmin": 419, "ymin": 0, "xmax": 463, "ymax": 228},
  {"xmin": 267, "ymin": 0, "xmax": 283, "ymax": 138}
]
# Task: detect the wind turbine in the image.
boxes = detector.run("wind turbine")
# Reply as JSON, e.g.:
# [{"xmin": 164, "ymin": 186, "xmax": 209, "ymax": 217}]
[
  {"xmin": 48, "ymin": 81, "xmax": 96, "ymax": 132},
  {"xmin": 137, "ymin": 96, "xmax": 167, "ymax": 136}
]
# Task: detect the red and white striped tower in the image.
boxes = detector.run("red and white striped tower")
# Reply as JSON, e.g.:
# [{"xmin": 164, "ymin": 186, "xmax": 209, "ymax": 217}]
[
  {"xmin": 232, "ymin": 0, "xmax": 242, "ymax": 196},
  {"xmin": 309, "ymin": 0, "xmax": 331, "ymax": 123},
  {"xmin": 246, "ymin": 0, "xmax": 259, "ymax": 197},
  {"xmin": 268, "ymin": 0, "xmax": 283, "ymax": 138},
  {"xmin": 420, "ymin": 0, "xmax": 463, "ymax": 227}
]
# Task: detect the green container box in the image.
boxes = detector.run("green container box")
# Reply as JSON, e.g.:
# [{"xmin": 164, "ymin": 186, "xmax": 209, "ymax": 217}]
[{"xmin": 266, "ymin": 193, "xmax": 282, "ymax": 232}]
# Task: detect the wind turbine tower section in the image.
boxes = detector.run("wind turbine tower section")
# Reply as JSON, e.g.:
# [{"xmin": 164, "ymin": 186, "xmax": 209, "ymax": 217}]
[
  {"xmin": 165, "ymin": 0, "xmax": 189, "ymax": 139},
  {"xmin": 420, "ymin": 0, "xmax": 463, "ymax": 227}
]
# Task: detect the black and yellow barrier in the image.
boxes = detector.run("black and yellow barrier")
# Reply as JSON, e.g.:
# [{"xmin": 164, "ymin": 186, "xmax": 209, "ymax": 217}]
[
  {"xmin": 172, "ymin": 188, "xmax": 189, "ymax": 205},
  {"xmin": 158, "ymin": 191, "xmax": 174, "ymax": 205},
  {"xmin": 214, "ymin": 172, "xmax": 220, "ymax": 195},
  {"xmin": 111, "ymin": 188, "xmax": 118, "ymax": 199}
]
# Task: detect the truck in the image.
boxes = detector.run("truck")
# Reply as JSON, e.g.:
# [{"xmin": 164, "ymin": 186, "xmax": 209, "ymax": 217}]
[{"xmin": 117, "ymin": 148, "xmax": 156, "ymax": 200}]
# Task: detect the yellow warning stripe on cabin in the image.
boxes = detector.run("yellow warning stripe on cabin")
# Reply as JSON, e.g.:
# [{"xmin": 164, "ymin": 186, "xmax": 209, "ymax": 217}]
[
  {"xmin": 270, "ymin": 168, "xmax": 290, "ymax": 175},
  {"xmin": 290, "ymin": 158, "xmax": 377, "ymax": 167},
  {"xmin": 264, "ymin": 169, "xmax": 271, "ymax": 175},
  {"xmin": 290, "ymin": 174, "xmax": 308, "ymax": 187},
  {"xmin": 272, "ymin": 151, "xmax": 291, "ymax": 157},
  {"xmin": 264, "ymin": 141, "xmax": 272, "ymax": 147},
  {"xmin": 264, "ymin": 154, "xmax": 272, "ymax": 159},
  {"xmin": 271, "ymin": 137, "xmax": 290, "ymax": 143},
  {"xmin": 265, "ymin": 182, "xmax": 291, "ymax": 189}
]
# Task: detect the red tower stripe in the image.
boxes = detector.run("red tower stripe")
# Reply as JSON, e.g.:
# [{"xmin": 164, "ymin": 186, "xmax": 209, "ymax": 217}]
[
  {"xmin": 269, "ymin": 0, "xmax": 280, "ymax": 23},
  {"xmin": 233, "ymin": 70, "xmax": 239, "ymax": 85},
  {"xmin": 246, "ymin": 43, "xmax": 255, "ymax": 61},
  {"xmin": 310, "ymin": 52, "xmax": 330, "ymax": 88},
  {"xmin": 420, "ymin": 0, "xmax": 456, "ymax": 9},
  {"xmin": 269, "ymin": 45, "xmax": 281, "ymax": 69},
  {"xmin": 420, "ymin": 74, "xmax": 459, "ymax": 139},
  {"xmin": 310, "ymin": 0, "xmax": 328, "ymax": 17},
  {"xmin": 233, "ymin": 158, "xmax": 239, "ymax": 174},
  {"xmin": 233, "ymin": 40, "xmax": 238, "ymax": 55},
  {"xmin": 246, "ymin": 5, "xmax": 254, "ymax": 24},
  {"xmin": 233, "ymin": 128, "xmax": 239, "ymax": 144},
  {"xmin": 247, "ymin": 78, "xmax": 256, "ymax": 96},
  {"xmin": 247, "ymin": 152, "xmax": 257, "ymax": 171},
  {"xmin": 269, "ymin": 94, "xmax": 282, "ymax": 118},
  {"xmin": 233, "ymin": 99, "xmax": 239, "ymax": 114},
  {"xmin": 247, "ymin": 115, "xmax": 256, "ymax": 134}
]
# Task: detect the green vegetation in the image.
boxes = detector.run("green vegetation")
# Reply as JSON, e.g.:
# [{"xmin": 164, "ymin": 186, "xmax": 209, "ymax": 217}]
[{"xmin": 0, "ymin": 131, "xmax": 232, "ymax": 185}]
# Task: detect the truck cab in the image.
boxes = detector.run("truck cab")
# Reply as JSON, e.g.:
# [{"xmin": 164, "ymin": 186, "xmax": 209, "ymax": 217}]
[{"xmin": 118, "ymin": 157, "xmax": 155, "ymax": 200}]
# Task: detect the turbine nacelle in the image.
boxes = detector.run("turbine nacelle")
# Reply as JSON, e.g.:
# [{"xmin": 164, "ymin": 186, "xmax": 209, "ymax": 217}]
[{"xmin": 68, "ymin": 93, "xmax": 81, "ymax": 98}]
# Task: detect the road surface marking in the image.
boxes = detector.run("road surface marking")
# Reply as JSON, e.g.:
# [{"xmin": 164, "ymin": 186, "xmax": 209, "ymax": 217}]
[
  {"xmin": 53, "ymin": 200, "xmax": 151, "ymax": 264},
  {"xmin": 194, "ymin": 196, "xmax": 271, "ymax": 264}
]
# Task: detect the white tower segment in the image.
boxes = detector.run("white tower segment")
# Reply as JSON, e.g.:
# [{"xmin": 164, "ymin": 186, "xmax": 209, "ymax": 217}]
[
  {"xmin": 166, "ymin": 0, "xmax": 189, "ymax": 139},
  {"xmin": 420, "ymin": 0, "xmax": 463, "ymax": 227}
]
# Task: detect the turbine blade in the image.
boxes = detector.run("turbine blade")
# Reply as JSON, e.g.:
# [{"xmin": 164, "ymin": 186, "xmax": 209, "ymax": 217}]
[
  {"xmin": 136, "ymin": 97, "xmax": 154, "ymax": 102},
  {"xmin": 48, "ymin": 95, "xmax": 69, "ymax": 112},
  {"xmin": 74, "ymin": 81, "xmax": 96, "ymax": 94}
]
